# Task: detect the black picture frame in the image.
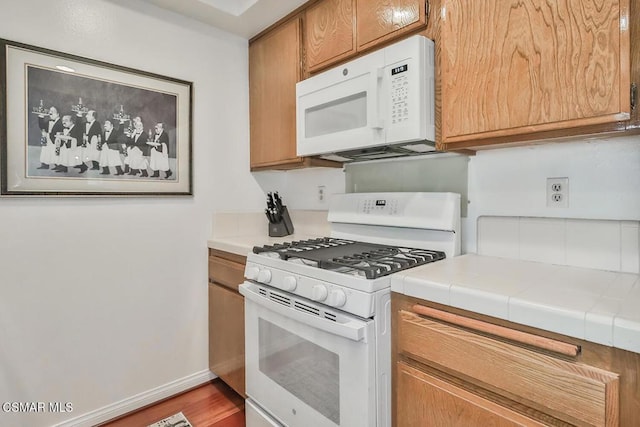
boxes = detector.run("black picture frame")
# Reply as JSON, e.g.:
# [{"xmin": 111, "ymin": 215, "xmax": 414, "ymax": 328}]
[{"xmin": 0, "ymin": 38, "xmax": 193, "ymax": 196}]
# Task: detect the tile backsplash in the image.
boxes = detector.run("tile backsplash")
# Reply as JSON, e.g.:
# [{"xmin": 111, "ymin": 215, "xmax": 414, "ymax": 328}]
[
  {"xmin": 212, "ymin": 210, "xmax": 330, "ymax": 238},
  {"xmin": 477, "ymin": 216, "xmax": 640, "ymax": 273}
]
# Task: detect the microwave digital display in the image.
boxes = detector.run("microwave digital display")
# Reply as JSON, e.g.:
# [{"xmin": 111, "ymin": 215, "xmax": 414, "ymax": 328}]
[
  {"xmin": 375, "ymin": 200, "xmax": 386, "ymax": 206},
  {"xmin": 391, "ymin": 64, "xmax": 408, "ymax": 75}
]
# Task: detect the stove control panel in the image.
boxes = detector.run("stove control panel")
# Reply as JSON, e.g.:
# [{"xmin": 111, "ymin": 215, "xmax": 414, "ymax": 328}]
[
  {"xmin": 311, "ymin": 284, "xmax": 328, "ymax": 302},
  {"xmin": 244, "ymin": 260, "xmax": 378, "ymax": 318},
  {"xmin": 245, "ymin": 266, "xmax": 260, "ymax": 281},
  {"xmin": 328, "ymin": 192, "xmax": 460, "ymax": 232},
  {"xmin": 282, "ymin": 276, "xmax": 297, "ymax": 291},
  {"xmin": 327, "ymin": 289, "xmax": 347, "ymax": 307},
  {"xmin": 257, "ymin": 269, "xmax": 272, "ymax": 284}
]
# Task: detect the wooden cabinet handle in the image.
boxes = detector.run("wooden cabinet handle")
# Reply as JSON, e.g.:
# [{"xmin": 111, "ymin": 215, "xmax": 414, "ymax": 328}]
[
  {"xmin": 411, "ymin": 304, "xmax": 581, "ymax": 357},
  {"xmin": 425, "ymin": 0, "xmax": 430, "ymax": 24}
]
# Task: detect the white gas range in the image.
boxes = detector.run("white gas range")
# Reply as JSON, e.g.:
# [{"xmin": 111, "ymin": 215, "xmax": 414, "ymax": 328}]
[{"xmin": 240, "ymin": 192, "xmax": 461, "ymax": 427}]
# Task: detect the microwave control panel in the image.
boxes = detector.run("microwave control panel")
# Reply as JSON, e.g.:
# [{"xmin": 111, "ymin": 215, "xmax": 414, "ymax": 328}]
[{"xmin": 390, "ymin": 64, "xmax": 409, "ymax": 125}]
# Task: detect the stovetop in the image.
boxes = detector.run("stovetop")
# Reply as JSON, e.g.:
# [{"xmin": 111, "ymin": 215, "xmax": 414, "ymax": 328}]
[
  {"xmin": 253, "ymin": 237, "xmax": 446, "ymax": 279},
  {"xmin": 243, "ymin": 193, "xmax": 459, "ymax": 317}
]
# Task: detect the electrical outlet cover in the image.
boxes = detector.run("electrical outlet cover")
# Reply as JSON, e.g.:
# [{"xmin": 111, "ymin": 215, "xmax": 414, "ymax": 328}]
[{"xmin": 547, "ymin": 177, "xmax": 569, "ymax": 208}]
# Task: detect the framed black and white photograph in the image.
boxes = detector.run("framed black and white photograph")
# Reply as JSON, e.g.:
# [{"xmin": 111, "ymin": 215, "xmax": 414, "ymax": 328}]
[{"xmin": 0, "ymin": 38, "xmax": 192, "ymax": 196}]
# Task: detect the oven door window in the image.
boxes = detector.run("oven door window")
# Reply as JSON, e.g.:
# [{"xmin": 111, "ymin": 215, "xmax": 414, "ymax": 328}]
[{"xmin": 259, "ymin": 319, "xmax": 340, "ymax": 424}]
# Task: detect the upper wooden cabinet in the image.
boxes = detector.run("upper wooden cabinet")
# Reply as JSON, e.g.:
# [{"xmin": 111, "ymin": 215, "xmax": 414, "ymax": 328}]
[
  {"xmin": 304, "ymin": 0, "xmax": 356, "ymax": 73},
  {"xmin": 439, "ymin": 0, "xmax": 638, "ymax": 150},
  {"xmin": 249, "ymin": 16, "xmax": 341, "ymax": 170},
  {"xmin": 249, "ymin": 17, "xmax": 303, "ymax": 170},
  {"xmin": 304, "ymin": 0, "xmax": 430, "ymax": 73},
  {"xmin": 356, "ymin": 0, "xmax": 429, "ymax": 51}
]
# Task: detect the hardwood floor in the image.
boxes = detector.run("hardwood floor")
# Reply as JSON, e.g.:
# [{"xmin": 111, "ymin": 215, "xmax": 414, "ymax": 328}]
[{"xmin": 100, "ymin": 379, "xmax": 245, "ymax": 427}]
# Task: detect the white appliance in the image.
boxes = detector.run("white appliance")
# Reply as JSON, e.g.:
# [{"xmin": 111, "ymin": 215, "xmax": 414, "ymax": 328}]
[
  {"xmin": 240, "ymin": 192, "xmax": 460, "ymax": 427},
  {"xmin": 296, "ymin": 35, "xmax": 436, "ymax": 162}
]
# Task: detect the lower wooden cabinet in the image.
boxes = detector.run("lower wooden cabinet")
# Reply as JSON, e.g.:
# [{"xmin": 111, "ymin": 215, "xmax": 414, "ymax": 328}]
[
  {"xmin": 208, "ymin": 249, "xmax": 247, "ymax": 397},
  {"xmin": 392, "ymin": 293, "xmax": 638, "ymax": 426},
  {"xmin": 397, "ymin": 362, "xmax": 547, "ymax": 427}
]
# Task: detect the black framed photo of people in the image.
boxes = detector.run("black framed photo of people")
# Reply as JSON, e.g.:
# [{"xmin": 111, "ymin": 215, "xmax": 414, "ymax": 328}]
[{"xmin": 0, "ymin": 38, "xmax": 192, "ymax": 196}]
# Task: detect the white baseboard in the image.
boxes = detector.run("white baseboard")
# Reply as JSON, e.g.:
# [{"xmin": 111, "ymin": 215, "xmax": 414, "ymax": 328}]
[{"xmin": 52, "ymin": 370, "xmax": 217, "ymax": 427}]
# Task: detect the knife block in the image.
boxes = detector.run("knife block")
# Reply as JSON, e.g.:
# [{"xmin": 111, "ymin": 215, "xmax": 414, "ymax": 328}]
[{"xmin": 268, "ymin": 206, "xmax": 295, "ymax": 237}]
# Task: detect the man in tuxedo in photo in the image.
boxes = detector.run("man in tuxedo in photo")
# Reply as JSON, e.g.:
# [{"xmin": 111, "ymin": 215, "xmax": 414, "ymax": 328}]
[
  {"xmin": 79, "ymin": 109, "xmax": 102, "ymax": 171},
  {"xmin": 148, "ymin": 122, "xmax": 171, "ymax": 178},
  {"xmin": 56, "ymin": 114, "xmax": 85, "ymax": 173},
  {"xmin": 37, "ymin": 106, "xmax": 63, "ymax": 170},
  {"xmin": 99, "ymin": 119, "xmax": 125, "ymax": 175},
  {"xmin": 126, "ymin": 117, "xmax": 150, "ymax": 177}
]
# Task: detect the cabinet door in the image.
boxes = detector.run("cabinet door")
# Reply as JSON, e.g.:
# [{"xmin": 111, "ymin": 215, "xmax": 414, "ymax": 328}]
[
  {"xmin": 209, "ymin": 255, "xmax": 245, "ymax": 292},
  {"xmin": 630, "ymin": 0, "xmax": 640, "ymax": 129},
  {"xmin": 250, "ymin": 17, "xmax": 303, "ymax": 169},
  {"xmin": 305, "ymin": 0, "xmax": 356, "ymax": 73},
  {"xmin": 397, "ymin": 308, "xmax": 619, "ymax": 426},
  {"xmin": 209, "ymin": 284, "xmax": 245, "ymax": 397},
  {"xmin": 356, "ymin": 0, "xmax": 428, "ymax": 51},
  {"xmin": 397, "ymin": 362, "xmax": 547, "ymax": 427},
  {"xmin": 441, "ymin": 0, "xmax": 632, "ymax": 148}
]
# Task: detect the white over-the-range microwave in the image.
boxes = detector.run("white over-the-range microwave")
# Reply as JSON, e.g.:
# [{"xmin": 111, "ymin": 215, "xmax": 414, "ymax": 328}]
[{"xmin": 296, "ymin": 35, "xmax": 435, "ymax": 162}]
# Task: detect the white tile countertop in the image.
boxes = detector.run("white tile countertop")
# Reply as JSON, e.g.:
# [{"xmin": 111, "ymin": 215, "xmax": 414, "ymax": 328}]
[
  {"xmin": 391, "ymin": 253, "xmax": 640, "ymax": 354},
  {"xmin": 208, "ymin": 232, "xmax": 326, "ymax": 257},
  {"xmin": 207, "ymin": 210, "xmax": 330, "ymax": 257}
]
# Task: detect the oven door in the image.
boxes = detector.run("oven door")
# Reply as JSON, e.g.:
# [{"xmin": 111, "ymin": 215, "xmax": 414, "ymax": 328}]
[{"xmin": 240, "ymin": 281, "xmax": 376, "ymax": 427}]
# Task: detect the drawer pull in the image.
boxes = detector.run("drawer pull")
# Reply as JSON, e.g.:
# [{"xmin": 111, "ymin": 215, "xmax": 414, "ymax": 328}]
[{"xmin": 411, "ymin": 304, "xmax": 580, "ymax": 357}]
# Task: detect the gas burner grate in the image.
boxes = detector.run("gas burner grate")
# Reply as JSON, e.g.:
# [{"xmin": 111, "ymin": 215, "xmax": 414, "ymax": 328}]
[
  {"xmin": 322, "ymin": 248, "xmax": 445, "ymax": 279},
  {"xmin": 253, "ymin": 237, "xmax": 354, "ymax": 255},
  {"xmin": 254, "ymin": 238, "xmax": 446, "ymax": 279}
]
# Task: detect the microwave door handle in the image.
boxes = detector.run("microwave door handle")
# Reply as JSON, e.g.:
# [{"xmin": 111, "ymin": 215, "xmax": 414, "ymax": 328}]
[
  {"xmin": 369, "ymin": 67, "xmax": 384, "ymax": 130},
  {"xmin": 240, "ymin": 282, "xmax": 368, "ymax": 342}
]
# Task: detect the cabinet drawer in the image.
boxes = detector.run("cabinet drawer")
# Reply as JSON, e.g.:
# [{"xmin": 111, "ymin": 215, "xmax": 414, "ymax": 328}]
[
  {"xmin": 397, "ymin": 309, "xmax": 619, "ymax": 426},
  {"xmin": 209, "ymin": 284, "xmax": 245, "ymax": 397},
  {"xmin": 397, "ymin": 362, "xmax": 548, "ymax": 427},
  {"xmin": 209, "ymin": 256, "xmax": 245, "ymax": 292}
]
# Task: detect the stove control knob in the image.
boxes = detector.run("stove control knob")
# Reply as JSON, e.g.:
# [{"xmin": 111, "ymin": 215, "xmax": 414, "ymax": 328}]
[
  {"xmin": 282, "ymin": 276, "xmax": 297, "ymax": 291},
  {"xmin": 245, "ymin": 266, "xmax": 260, "ymax": 281},
  {"xmin": 327, "ymin": 289, "xmax": 347, "ymax": 307},
  {"xmin": 257, "ymin": 269, "xmax": 272, "ymax": 284},
  {"xmin": 311, "ymin": 285, "xmax": 328, "ymax": 302}
]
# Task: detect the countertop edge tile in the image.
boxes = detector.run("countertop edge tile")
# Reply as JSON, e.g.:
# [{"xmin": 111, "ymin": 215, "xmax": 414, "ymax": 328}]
[
  {"xmin": 450, "ymin": 285, "xmax": 509, "ymax": 319},
  {"xmin": 207, "ymin": 239, "xmax": 253, "ymax": 257},
  {"xmin": 402, "ymin": 276, "xmax": 451, "ymax": 306},
  {"xmin": 390, "ymin": 276, "xmax": 405, "ymax": 295},
  {"xmin": 584, "ymin": 312, "xmax": 615, "ymax": 347},
  {"xmin": 613, "ymin": 317, "xmax": 640, "ymax": 354},
  {"xmin": 393, "ymin": 254, "xmax": 640, "ymax": 352},
  {"xmin": 508, "ymin": 296, "xmax": 586, "ymax": 340}
]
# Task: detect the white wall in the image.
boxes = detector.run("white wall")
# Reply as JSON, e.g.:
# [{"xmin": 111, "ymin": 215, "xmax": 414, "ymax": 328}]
[
  {"xmin": 248, "ymin": 168, "xmax": 346, "ymax": 212},
  {"xmin": 0, "ymin": 1, "xmax": 256, "ymax": 426},
  {"xmin": 466, "ymin": 135, "xmax": 640, "ymax": 253}
]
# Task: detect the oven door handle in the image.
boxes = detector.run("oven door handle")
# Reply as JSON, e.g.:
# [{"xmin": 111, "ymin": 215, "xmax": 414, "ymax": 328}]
[{"xmin": 240, "ymin": 283, "xmax": 368, "ymax": 342}]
